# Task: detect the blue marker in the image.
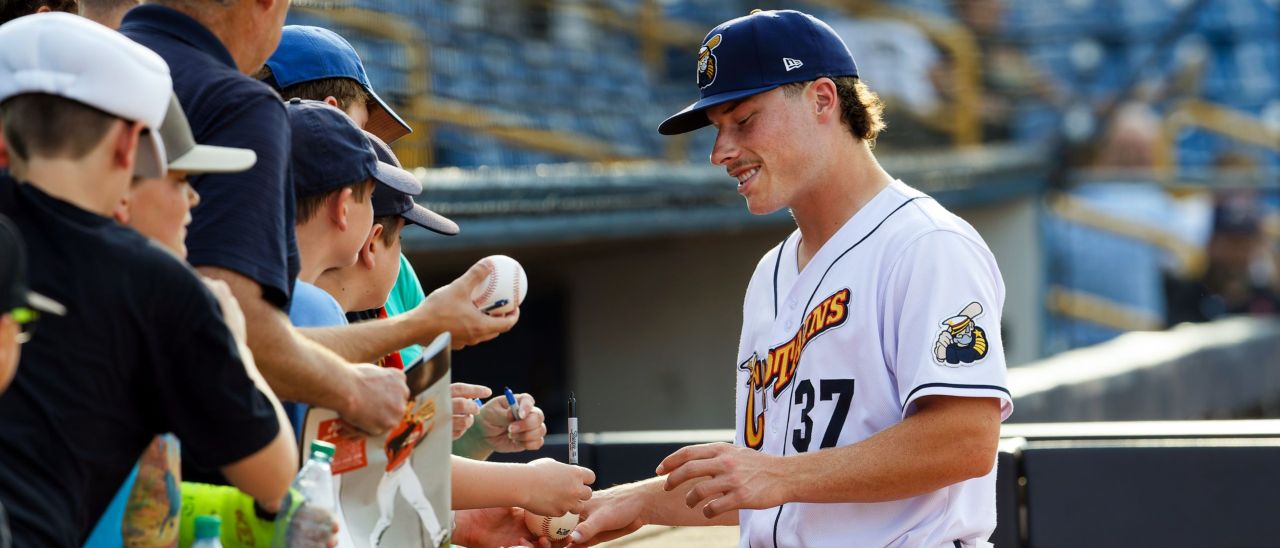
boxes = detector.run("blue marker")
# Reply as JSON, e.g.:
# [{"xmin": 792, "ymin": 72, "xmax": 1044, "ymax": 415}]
[
  {"xmin": 473, "ymin": 398, "xmax": 484, "ymax": 410},
  {"xmin": 504, "ymin": 387, "xmax": 522, "ymax": 421}
]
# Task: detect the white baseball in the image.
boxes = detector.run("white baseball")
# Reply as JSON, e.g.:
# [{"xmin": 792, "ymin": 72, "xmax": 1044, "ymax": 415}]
[
  {"xmin": 471, "ymin": 255, "xmax": 528, "ymax": 316},
  {"xmin": 523, "ymin": 511, "xmax": 579, "ymax": 541}
]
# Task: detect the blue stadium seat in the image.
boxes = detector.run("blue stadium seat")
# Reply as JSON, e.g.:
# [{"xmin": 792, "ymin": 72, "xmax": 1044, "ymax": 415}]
[
  {"xmin": 1002, "ymin": 0, "xmax": 1114, "ymax": 40},
  {"xmin": 1195, "ymin": 0, "xmax": 1280, "ymax": 39}
]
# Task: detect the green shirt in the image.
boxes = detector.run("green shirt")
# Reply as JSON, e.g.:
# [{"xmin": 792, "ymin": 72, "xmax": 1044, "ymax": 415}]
[{"xmin": 385, "ymin": 253, "xmax": 426, "ymax": 365}]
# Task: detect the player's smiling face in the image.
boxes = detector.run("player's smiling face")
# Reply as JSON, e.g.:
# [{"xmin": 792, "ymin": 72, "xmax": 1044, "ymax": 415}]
[{"xmin": 707, "ymin": 87, "xmax": 817, "ymax": 215}]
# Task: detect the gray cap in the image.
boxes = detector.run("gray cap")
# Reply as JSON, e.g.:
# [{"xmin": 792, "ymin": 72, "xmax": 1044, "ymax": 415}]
[{"xmin": 137, "ymin": 95, "xmax": 257, "ymax": 176}]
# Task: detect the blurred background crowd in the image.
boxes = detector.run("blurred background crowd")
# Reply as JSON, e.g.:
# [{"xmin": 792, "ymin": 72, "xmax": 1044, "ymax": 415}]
[{"xmin": 279, "ymin": 0, "xmax": 1278, "ymax": 430}]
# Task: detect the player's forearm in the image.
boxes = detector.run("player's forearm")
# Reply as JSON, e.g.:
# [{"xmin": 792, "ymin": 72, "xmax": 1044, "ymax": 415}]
[
  {"xmin": 450, "ymin": 456, "xmax": 530, "ymax": 509},
  {"xmin": 299, "ymin": 312, "xmax": 432, "ymax": 364},
  {"xmin": 785, "ymin": 397, "xmax": 1001, "ymax": 504},
  {"xmin": 614, "ymin": 476, "xmax": 738, "ymax": 527}
]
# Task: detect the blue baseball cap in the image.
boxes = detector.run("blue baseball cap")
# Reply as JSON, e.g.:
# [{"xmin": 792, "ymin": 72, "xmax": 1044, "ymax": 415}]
[
  {"xmin": 658, "ymin": 10, "xmax": 859, "ymax": 135},
  {"xmin": 366, "ymin": 132, "xmax": 459, "ymax": 236},
  {"xmin": 286, "ymin": 99, "xmax": 416, "ymax": 202},
  {"xmin": 266, "ymin": 26, "xmax": 413, "ymax": 143}
]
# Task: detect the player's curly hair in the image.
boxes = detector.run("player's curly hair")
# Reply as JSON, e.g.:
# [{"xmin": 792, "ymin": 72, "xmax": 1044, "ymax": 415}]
[{"xmin": 780, "ymin": 76, "xmax": 886, "ymax": 143}]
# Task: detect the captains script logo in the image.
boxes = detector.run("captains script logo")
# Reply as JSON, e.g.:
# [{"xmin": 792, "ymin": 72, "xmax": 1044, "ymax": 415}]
[{"xmin": 739, "ymin": 289, "xmax": 849, "ymax": 449}]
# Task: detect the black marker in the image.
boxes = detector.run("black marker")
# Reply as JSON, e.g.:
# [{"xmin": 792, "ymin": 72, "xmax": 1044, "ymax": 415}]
[{"xmin": 568, "ymin": 392, "xmax": 578, "ymax": 465}]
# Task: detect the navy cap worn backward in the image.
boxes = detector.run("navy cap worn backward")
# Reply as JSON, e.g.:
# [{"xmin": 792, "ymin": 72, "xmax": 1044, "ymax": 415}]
[
  {"xmin": 286, "ymin": 98, "xmax": 379, "ymax": 198},
  {"xmin": 658, "ymin": 10, "xmax": 859, "ymax": 135}
]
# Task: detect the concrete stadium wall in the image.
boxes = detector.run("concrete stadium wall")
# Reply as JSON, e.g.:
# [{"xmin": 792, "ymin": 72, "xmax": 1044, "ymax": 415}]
[
  {"xmin": 961, "ymin": 195, "xmax": 1043, "ymax": 366},
  {"xmin": 1009, "ymin": 317, "xmax": 1280, "ymax": 422}
]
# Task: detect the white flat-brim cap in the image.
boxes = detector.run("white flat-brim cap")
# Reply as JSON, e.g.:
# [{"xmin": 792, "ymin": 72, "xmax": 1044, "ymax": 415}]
[
  {"xmin": 0, "ymin": 13, "xmax": 171, "ymax": 179},
  {"xmin": 152, "ymin": 94, "xmax": 256, "ymax": 175}
]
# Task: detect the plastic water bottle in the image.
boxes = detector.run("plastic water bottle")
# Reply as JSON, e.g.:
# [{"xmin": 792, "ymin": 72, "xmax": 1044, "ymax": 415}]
[
  {"xmin": 273, "ymin": 440, "xmax": 339, "ymax": 548},
  {"xmin": 192, "ymin": 515, "xmax": 223, "ymax": 548},
  {"xmin": 293, "ymin": 440, "xmax": 336, "ymax": 510}
]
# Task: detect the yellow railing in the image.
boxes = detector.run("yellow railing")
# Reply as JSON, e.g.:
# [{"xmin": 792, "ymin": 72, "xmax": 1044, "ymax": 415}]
[
  {"xmin": 1049, "ymin": 193, "xmax": 1205, "ymax": 276},
  {"xmin": 1153, "ymin": 99, "xmax": 1280, "ymax": 180},
  {"xmin": 1047, "ymin": 286, "xmax": 1164, "ymax": 332}
]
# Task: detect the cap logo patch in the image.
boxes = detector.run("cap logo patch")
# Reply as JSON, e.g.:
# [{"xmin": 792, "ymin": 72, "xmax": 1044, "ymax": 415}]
[
  {"xmin": 697, "ymin": 34, "xmax": 723, "ymax": 89},
  {"xmin": 783, "ymin": 58, "xmax": 804, "ymax": 71},
  {"xmin": 933, "ymin": 301, "xmax": 989, "ymax": 367}
]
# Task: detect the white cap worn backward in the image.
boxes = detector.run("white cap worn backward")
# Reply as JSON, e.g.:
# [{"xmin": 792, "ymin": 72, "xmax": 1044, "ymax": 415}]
[{"xmin": 0, "ymin": 13, "xmax": 172, "ymax": 178}]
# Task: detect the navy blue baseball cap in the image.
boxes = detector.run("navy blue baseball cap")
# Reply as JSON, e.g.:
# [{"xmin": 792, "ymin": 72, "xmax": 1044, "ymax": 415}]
[
  {"xmin": 366, "ymin": 132, "xmax": 459, "ymax": 236},
  {"xmin": 658, "ymin": 10, "xmax": 859, "ymax": 135},
  {"xmin": 286, "ymin": 99, "xmax": 417, "ymax": 201},
  {"xmin": 266, "ymin": 26, "xmax": 413, "ymax": 143}
]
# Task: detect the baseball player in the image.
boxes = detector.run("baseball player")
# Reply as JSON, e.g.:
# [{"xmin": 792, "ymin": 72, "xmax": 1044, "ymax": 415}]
[{"xmin": 572, "ymin": 10, "xmax": 1013, "ymax": 547}]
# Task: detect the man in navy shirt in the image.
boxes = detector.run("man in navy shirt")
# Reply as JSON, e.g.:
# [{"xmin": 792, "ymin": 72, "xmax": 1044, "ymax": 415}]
[
  {"xmin": 0, "ymin": 14, "xmax": 296, "ymax": 546},
  {"xmin": 121, "ymin": 0, "xmax": 411, "ymax": 435}
]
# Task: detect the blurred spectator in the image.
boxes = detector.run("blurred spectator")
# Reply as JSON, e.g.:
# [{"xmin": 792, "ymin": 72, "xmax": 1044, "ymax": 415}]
[
  {"xmin": 79, "ymin": 0, "xmax": 136, "ymax": 28},
  {"xmin": 0, "ymin": 0, "xmax": 77, "ymax": 24},
  {"xmin": 944, "ymin": 0, "xmax": 1064, "ymax": 141},
  {"xmin": 828, "ymin": 17, "xmax": 942, "ymax": 116},
  {"xmin": 1166, "ymin": 190, "xmax": 1280, "ymax": 324},
  {"xmin": 1092, "ymin": 102, "xmax": 1163, "ymax": 169}
]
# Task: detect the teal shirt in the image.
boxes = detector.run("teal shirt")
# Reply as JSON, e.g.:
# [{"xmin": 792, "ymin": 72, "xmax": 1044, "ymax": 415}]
[{"xmin": 386, "ymin": 253, "xmax": 426, "ymax": 366}]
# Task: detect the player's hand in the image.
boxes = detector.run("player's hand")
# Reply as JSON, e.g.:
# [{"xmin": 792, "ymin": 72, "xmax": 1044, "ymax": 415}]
[
  {"xmin": 477, "ymin": 391, "xmax": 547, "ymax": 453},
  {"xmin": 521, "ymin": 458, "xmax": 595, "ymax": 518},
  {"xmin": 567, "ymin": 484, "xmax": 647, "ymax": 546},
  {"xmin": 411, "ymin": 261, "xmax": 519, "ymax": 350},
  {"xmin": 657, "ymin": 442, "xmax": 787, "ymax": 519},
  {"xmin": 453, "ymin": 507, "xmax": 556, "ymax": 548},
  {"xmin": 451, "ymin": 383, "xmax": 492, "ymax": 440},
  {"xmin": 339, "ymin": 364, "xmax": 409, "ymax": 436}
]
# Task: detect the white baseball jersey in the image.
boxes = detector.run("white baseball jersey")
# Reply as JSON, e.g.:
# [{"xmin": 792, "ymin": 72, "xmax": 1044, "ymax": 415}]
[{"xmin": 735, "ymin": 180, "xmax": 1014, "ymax": 548}]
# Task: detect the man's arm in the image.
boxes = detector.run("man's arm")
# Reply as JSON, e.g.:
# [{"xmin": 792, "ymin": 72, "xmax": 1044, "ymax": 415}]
[
  {"xmin": 301, "ymin": 261, "xmax": 518, "ymax": 362},
  {"xmin": 197, "ymin": 265, "xmax": 408, "ymax": 435},
  {"xmin": 663, "ymin": 396, "xmax": 1001, "ymax": 514},
  {"xmin": 571, "ymin": 396, "xmax": 999, "ymax": 545},
  {"xmin": 571, "ymin": 475, "xmax": 737, "ymax": 545}
]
